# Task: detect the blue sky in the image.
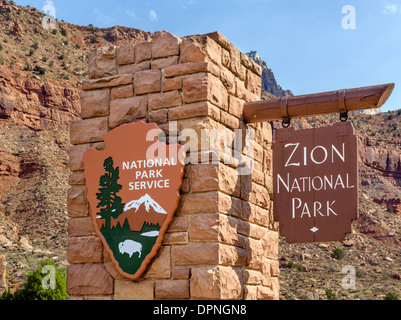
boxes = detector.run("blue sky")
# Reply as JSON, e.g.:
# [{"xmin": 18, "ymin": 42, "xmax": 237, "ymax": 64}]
[{"xmin": 14, "ymin": 0, "xmax": 401, "ymax": 112}]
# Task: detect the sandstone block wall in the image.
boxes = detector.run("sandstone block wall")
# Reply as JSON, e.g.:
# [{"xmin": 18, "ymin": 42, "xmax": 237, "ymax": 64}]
[
  {"xmin": 67, "ymin": 30, "xmax": 279, "ymax": 300},
  {"xmin": 0, "ymin": 255, "xmax": 7, "ymax": 295}
]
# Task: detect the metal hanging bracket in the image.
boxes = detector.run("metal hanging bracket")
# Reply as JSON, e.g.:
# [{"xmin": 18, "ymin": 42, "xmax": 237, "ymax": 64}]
[
  {"xmin": 282, "ymin": 118, "xmax": 291, "ymax": 128},
  {"xmin": 338, "ymin": 89, "xmax": 349, "ymax": 122},
  {"xmin": 340, "ymin": 112, "xmax": 349, "ymax": 122},
  {"xmin": 280, "ymin": 97, "xmax": 291, "ymax": 128}
]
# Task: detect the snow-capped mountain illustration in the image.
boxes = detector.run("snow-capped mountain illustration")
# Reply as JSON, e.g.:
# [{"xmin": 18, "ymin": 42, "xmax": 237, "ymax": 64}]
[
  {"xmin": 110, "ymin": 194, "xmax": 168, "ymax": 232},
  {"xmin": 124, "ymin": 194, "xmax": 167, "ymax": 214}
]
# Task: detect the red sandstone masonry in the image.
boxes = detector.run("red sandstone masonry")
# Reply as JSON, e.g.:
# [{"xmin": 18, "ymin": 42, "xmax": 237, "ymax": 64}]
[
  {"xmin": 80, "ymin": 90, "xmax": 110, "ymax": 119},
  {"xmin": 68, "ymin": 30, "xmax": 278, "ymax": 300}
]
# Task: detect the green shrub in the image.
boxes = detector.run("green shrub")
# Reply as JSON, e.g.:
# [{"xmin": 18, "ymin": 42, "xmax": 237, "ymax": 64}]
[
  {"xmin": 385, "ymin": 292, "xmax": 399, "ymax": 300},
  {"xmin": 35, "ymin": 66, "xmax": 46, "ymax": 75},
  {"xmin": 0, "ymin": 288, "xmax": 14, "ymax": 300},
  {"xmin": 387, "ymin": 206, "xmax": 394, "ymax": 214},
  {"xmin": 331, "ymin": 248, "xmax": 345, "ymax": 260},
  {"xmin": 1, "ymin": 260, "xmax": 68, "ymax": 300},
  {"xmin": 286, "ymin": 260, "xmax": 306, "ymax": 272},
  {"xmin": 325, "ymin": 289, "xmax": 337, "ymax": 300},
  {"xmin": 60, "ymin": 27, "xmax": 67, "ymax": 36},
  {"xmin": 90, "ymin": 35, "xmax": 98, "ymax": 43}
]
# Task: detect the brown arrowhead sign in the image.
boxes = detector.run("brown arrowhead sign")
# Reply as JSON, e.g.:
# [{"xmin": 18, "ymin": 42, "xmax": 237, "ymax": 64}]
[
  {"xmin": 83, "ymin": 121, "xmax": 185, "ymax": 280},
  {"xmin": 273, "ymin": 122, "xmax": 359, "ymax": 244}
]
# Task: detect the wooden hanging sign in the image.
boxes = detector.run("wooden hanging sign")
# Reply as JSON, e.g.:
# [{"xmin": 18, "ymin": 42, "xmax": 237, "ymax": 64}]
[
  {"xmin": 273, "ymin": 121, "xmax": 358, "ymax": 243},
  {"xmin": 83, "ymin": 121, "xmax": 185, "ymax": 280},
  {"xmin": 244, "ymin": 83, "xmax": 394, "ymax": 123}
]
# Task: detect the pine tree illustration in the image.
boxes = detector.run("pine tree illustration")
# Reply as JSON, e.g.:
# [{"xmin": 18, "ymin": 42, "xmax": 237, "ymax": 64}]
[{"xmin": 96, "ymin": 157, "xmax": 125, "ymax": 230}]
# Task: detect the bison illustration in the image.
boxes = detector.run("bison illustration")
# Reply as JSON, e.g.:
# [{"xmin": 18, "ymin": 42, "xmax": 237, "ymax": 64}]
[{"xmin": 118, "ymin": 240, "xmax": 142, "ymax": 259}]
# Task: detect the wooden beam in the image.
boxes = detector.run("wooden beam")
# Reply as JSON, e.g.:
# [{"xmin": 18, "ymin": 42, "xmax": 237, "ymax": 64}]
[{"xmin": 243, "ymin": 83, "xmax": 395, "ymax": 123}]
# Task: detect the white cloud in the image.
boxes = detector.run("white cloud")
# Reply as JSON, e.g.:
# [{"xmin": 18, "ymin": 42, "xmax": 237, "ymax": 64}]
[
  {"xmin": 183, "ymin": 0, "xmax": 195, "ymax": 9},
  {"xmin": 126, "ymin": 9, "xmax": 137, "ymax": 20},
  {"xmin": 94, "ymin": 7, "xmax": 113, "ymax": 26},
  {"xmin": 382, "ymin": 1, "xmax": 399, "ymax": 15},
  {"xmin": 149, "ymin": 10, "xmax": 158, "ymax": 22}
]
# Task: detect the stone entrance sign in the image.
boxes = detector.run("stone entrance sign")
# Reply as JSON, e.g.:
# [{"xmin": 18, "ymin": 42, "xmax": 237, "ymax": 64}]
[
  {"xmin": 273, "ymin": 122, "xmax": 359, "ymax": 243},
  {"xmin": 67, "ymin": 30, "xmax": 279, "ymax": 300},
  {"xmin": 83, "ymin": 122, "xmax": 185, "ymax": 280}
]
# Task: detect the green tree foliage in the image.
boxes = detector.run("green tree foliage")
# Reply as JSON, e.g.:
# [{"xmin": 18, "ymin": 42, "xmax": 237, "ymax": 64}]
[
  {"xmin": 0, "ymin": 260, "xmax": 68, "ymax": 300},
  {"xmin": 0, "ymin": 288, "xmax": 13, "ymax": 300},
  {"xmin": 96, "ymin": 157, "xmax": 124, "ymax": 230},
  {"xmin": 331, "ymin": 248, "xmax": 345, "ymax": 260},
  {"xmin": 385, "ymin": 292, "xmax": 399, "ymax": 300},
  {"xmin": 325, "ymin": 289, "xmax": 337, "ymax": 300}
]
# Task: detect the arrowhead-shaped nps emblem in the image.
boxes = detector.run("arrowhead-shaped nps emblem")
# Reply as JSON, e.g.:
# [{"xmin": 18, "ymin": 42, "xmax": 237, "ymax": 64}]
[{"xmin": 83, "ymin": 122, "xmax": 185, "ymax": 280}]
